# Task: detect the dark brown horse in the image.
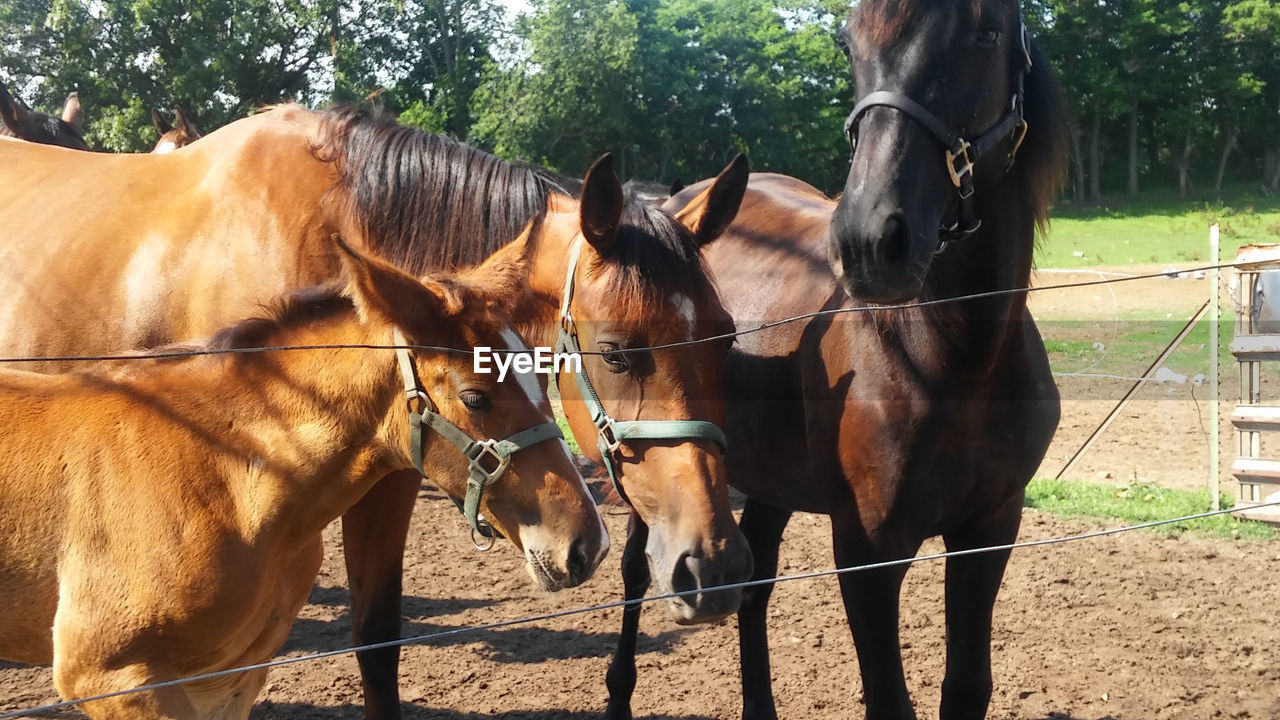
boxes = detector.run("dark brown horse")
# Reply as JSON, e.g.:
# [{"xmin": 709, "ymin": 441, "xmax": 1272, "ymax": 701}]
[
  {"xmin": 0, "ymin": 82, "xmax": 87, "ymax": 149},
  {"xmin": 606, "ymin": 2, "xmax": 1069, "ymax": 719},
  {"xmin": 0, "ymin": 103, "xmax": 751, "ymax": 718}
]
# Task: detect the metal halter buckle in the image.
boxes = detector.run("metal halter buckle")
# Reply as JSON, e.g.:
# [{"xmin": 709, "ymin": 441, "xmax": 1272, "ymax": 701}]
[
  {"xmin": 597, "ymin": 417, "xmax": 622, "ymax": 454},
  {"xmin": 468, "ymin": 439, "xmax": 511, "ymax": 485},
  {"xmin": 945, "ymin": 140, "xmax": 974, "ymax": 189}
]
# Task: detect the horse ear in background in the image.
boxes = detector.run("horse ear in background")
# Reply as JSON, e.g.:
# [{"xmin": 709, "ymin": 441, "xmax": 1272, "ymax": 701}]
[
  {"xmin": 672, "ymin": 153, "xmax": 749, "ymax": 247},
  {"xmin": 60, "ymin": 92, "xmax": 81, "ymax": 131},
  {"xmin": 151, "ymin": 106, "xmax": 202, "ymax": 153},
  {"xmin": 0, "ymin": 82, "xmax": 89, "ymax": 150},
  {"xmin": 150, "ymin": 107, "xmax": 172, "ymax": 136}
]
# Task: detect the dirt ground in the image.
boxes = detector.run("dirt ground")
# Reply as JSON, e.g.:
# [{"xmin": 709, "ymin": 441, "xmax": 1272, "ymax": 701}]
[
  {"xmin": 3, "ymin": 267, "xmax": 1277, "ymax": 720},
  {"xmin": 1029, "ymin": 266, "xmax": 1246, "ymax": 498}
]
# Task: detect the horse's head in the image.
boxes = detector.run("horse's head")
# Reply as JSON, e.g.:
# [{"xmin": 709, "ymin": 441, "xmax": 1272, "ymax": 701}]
[
  {"xmin": 151, "ymin": 107, "xmax": 202, "ymax": 154},
  {"xmin": 337, "ymin": 240, "xmax": 608, "ymax": 592},
  {"xmin": 830, "ymin": 0, "xmax": 1035, "ymax": 302},
  {"xmin": 543, "ymin": 154, "xmax": 753, "ymax": 623},
  {"xmin": 0, "ymin": 83, "xmax": 88, "ymax": 150}
]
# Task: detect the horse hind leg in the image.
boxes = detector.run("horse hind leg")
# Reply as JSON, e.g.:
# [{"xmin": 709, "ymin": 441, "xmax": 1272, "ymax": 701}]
[
  {"xmin": 736, "ymin": 499, "xmax": 791, "ymax": 720},
  {"xmin": 831, "ymin": 513, "xmax": 920, "ymax": 720},
  {"xmin": 604, "ymin": 512, "xmax": 652, "ymax": 720},
  {"xmin": 939, "ymin": 491, "xmax": 1024, "ymax": 720}
]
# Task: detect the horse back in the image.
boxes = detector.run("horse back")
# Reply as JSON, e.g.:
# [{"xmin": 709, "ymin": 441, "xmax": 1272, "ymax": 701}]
[{"xmin": 0, "ymin": 107, "xmax": 342, "ymax": 369}]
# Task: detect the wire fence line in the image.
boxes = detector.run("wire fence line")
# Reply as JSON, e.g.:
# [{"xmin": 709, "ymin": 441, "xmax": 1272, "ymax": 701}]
[
  {"xmin": 0, "ymin": 259, "xmax": 1242, "ymax": 366},
  {"xmin": 0, "ymin": 259, "xmax": 1247, "ymax": 716},
  {"xmin": 2, "ymin": 498, "xmax": 1275, "ymax": 719}
]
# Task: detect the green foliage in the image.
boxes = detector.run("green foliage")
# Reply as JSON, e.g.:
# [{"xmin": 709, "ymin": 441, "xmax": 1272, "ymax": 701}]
[{"xmin": 1025, "ymin": 477, "xmax": 1276, "ymax": 540}]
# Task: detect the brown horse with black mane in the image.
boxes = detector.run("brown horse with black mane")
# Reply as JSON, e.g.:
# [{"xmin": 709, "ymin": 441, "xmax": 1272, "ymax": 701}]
[
  {"xmin": 0, "ymin": 82, "xmax": 87, "ymax": 149},
  {"xmin": 606, "ymin": 1, "xmax": 1069, "ymax": 719},
  {"xmin": 0, "ymin": 102, "xmax": 751, "ymax": 717},
  {"xmin": 0, "ymin": 238, "xmax": 604, "ymax": 718}
]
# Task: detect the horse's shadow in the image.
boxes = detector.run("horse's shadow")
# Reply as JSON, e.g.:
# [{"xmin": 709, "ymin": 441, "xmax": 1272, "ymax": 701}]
[
  {"xmin": 250, "ymin": 705, "xmax": 718, "ymax": 720},
  {"xmin": 281, "ymin": 586, "xmax": 695, "ymax": 663}
]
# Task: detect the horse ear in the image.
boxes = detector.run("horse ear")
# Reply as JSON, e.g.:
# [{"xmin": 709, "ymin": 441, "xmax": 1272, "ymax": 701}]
[
  {"xmin": 0, "ymin": 83, "xmax": 31, "ymax": 136},
  {"xmin": 60, "ymin": 92, "xmax": 82, "ymax": 131},
  {"xmin": 174, "ymin": 106, "xmax": 197, "ymax": 137},
  {"xmin": 151, "ymin": 108, "xmax": 172, "ymax": 135},
  {"xmin": 674, "ymin": 153, "xmax": 749, "ymax": 247},
  {"xmin": 333, "ymin": 235, "xmax": 460, "ymax": 336},
  {"xmin": 579, "ymin": 153, "xmax": 624, "ymax": 256}
]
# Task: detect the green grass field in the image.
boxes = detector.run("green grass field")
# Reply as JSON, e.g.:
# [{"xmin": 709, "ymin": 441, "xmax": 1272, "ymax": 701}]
[
  {"xmin": 1035, "ymin": 185, "xmax": 1280, "ymax": 268},
  {"xmin": 1025, "ymin": 477, "xmax": 1275, "ymax": 540}
]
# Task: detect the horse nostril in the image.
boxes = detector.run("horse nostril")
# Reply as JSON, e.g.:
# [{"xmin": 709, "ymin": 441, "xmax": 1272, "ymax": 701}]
[
  {"xmin": 567, "ymin": 536, "xmax": 592, "ymax": 583},
  {"xmin": 670, "ymin": 551, "xmax": 698, "ymax": 600},
  {"xmin": 880, "ymin": 212, "xmax": 911, "ymax": 267}
]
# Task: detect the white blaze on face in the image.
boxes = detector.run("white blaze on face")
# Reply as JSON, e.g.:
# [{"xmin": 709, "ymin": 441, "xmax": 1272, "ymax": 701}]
[
  {"xmin": 498, "ymin": 327, "xmax": 547, "ymax": 407},
  {"xmin": 153, "ymin": 141, "xmax": 177, "ymax": 154},
  {"xmin": 670, "ymin": 292, "xmax": 697, "ymax": 341}
]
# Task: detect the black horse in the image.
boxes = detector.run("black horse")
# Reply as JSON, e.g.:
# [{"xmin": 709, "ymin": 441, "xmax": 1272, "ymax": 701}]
[
  {"xmin": 606, "ymin": 1, "xmax": 1069, "ymax": 719},
  {"xmin": 0, "ymin": 82, "xmax": 87, "ymax": 150}
]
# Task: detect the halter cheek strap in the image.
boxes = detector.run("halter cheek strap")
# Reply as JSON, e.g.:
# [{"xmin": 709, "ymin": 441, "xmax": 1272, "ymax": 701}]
[
  {"xmin": 393, "ymin": 330, "xmax": 564, "ymax": 547},
  {"xmin": 554, "ymin": 239, "xmax": 728, "ymax": 507}
]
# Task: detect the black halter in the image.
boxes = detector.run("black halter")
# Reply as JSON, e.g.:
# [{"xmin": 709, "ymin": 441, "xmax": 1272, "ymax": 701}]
[{"xmin": 843, "ymin": 19, "xmax": 1034, "ymax": 245}]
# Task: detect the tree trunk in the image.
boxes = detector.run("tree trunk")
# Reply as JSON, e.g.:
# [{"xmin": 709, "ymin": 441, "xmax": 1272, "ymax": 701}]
[
  {"xmin": 1070, "ymin": 122, "xmax": 1086, "ymax": 204},
  {"xmin": 1177, "ymin": 128, "xmax": 1193, "ymax": 201},
  {"xmin": 1088, "ymin": 105, "xmax": 1103, "ymax": 203},
  {"xmin": 1214, "ymin": 121, "xmax": 1238, "ymax": 198},
  {"xmin": 1127, "ymin": 101, "xmax": 1139, "ymax": 195},
  {"xmin": 1266, "ymin": 150, "xmax": 1280, "ymax": 191}
]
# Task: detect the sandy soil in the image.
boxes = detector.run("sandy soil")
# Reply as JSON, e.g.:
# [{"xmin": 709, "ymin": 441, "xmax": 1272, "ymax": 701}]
[
  {"xmin": 2, "ymin": 268, "xmax": 1276, "ymax": 720},
  {"xmin": 4, "ymin": 490, "xmax": 1275, "ymax": 720}
]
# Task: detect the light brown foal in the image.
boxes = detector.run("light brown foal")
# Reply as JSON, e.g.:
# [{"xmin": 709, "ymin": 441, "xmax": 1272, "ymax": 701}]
[{"xmin": 0, "ymin": 240, "xmax": 606, "ymax": 719}]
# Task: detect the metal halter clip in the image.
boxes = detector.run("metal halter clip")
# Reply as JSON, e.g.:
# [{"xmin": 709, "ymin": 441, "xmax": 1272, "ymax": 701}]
[
  {"xmin": 945, "ymin": 140, "xmax": 974, "ymax": 189},
  {"xmin": 467, "ymin": 439, "xmax": 511, "ymax": 485}
]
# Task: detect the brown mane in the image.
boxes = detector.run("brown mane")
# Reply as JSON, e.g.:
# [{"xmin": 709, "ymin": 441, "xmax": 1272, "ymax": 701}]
[
  {"xmin": 313, "ymin": 106, "xmax": 571, "ymax": 276},
  {"xmin": 1020, "ymin": 38, "xmax": 1070, "ymax": 234}
]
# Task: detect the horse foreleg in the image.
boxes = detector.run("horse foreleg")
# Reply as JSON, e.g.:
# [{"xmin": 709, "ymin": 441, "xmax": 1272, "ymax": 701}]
[
  {"xmin": 831, "ymin": 514, "xmax": 919, "ymax": 720},
  {"xmin": 737, "ymin": 498, "xmax": 792, "ymax": 720},
  {"xmin": 604, "ymin": 512, "xmax": 651, "ymax": 720},
  {"xmin": 939, "ymin": 490, "xmax": 1024, "ymax": 720},
  {"xmin": 340, "ymin": 469, "xmax": 422, "ymax": 720},
  {"xmin": 54, "ymin": 661, "xmax": 202, "ymax": 719}
]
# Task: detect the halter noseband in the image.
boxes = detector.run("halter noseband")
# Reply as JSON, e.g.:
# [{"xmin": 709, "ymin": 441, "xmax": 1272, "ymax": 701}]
[
  {"xmin": 554, "ymin": 238, "xmax": 728, "ymax": 508},
  {"xmin": 843, "ymin": 18, "xmax": 1034, "ymax": 245},
  {"xmin": 394, "ymin": 330, "xmax": 564, "ymax": 550}
]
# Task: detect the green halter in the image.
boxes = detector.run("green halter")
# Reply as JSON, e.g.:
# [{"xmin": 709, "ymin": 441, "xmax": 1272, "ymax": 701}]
[
  {"xmin": 394, "ymin": 330, "xmax": 564, "ymax": 548},
  {"xmin": 553, "ymin": 238, "xmax": 728, "ymax": 507}
]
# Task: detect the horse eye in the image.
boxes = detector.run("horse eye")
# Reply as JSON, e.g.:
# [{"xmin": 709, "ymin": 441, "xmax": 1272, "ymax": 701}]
[
  {"xmin": 834, "ymin": 34, "xmax": 852, "ymax": 59},
  {"xmin": 598, "ymin": 342, "xmax": 630, "ymax": 373},
  {"xmin": 976, "ymin": 28, "xmax": 1001, "ymax": 48},
  {"xmin": 459, "ymin": 389, "xmax": 491, "ymax": 412}
]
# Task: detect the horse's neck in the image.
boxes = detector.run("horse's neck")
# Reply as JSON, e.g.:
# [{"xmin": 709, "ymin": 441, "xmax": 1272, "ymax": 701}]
[
  {"xmin": 205, "ymin": 321, "xmax": 403, "ymax": 543},
  {"xmin": 505, "ymin": 219, "xmax": 578, "ymax": 349},
  {"xmin": 890, "ymin": 197, "xmax": 1036, "ymax": 377}
]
